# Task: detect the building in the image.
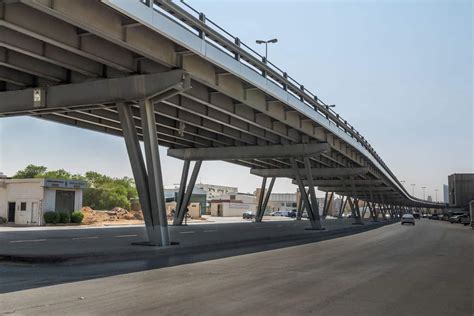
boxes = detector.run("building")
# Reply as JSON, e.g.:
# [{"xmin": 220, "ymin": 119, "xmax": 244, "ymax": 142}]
[
  {"xmin": 448, "ymin": 173, "xmax": 474, "ymax": 212},
  {"xmin": 209, "ymin": 192, "xmax": 256, "ymax": 217},
  {"xmin": 195, "ymin": 183, "xmax": 238, "ymax": 200},
  {"xmin": 164, "ymin": 185, "xmax": 207, "ymax": 217},
  {"xmin": 0, "ymin": 177, "xmax": 86, "ymax": 225},
  {"xmin": 443, "ymin": 184, "xmax": 449, "ymax": 203}
]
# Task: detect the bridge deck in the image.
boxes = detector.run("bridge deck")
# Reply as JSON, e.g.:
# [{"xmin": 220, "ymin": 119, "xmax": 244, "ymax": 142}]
[{"xmin": 0, "ymin": 0, "xmax": 443, "ymax": 209}]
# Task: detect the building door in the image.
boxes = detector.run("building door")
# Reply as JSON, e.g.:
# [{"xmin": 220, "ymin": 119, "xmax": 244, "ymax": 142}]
[
  {"xmin": 16, "ymin": 201, "xmax": 29, "ymax": 224},
  {"xmin": 55, "ymin": 190, "xmax": 75, "ymax": 214},
  {"xmin": 30, "ymin": 202, "xmax": 39, "ymax": 224},
  {"xmin": 7, "ymin": 202, "xmax": 15, "ymax": 222},
  {"xmin": 217, "ymin": 204, "xmax": 223, "ymax": 217}
]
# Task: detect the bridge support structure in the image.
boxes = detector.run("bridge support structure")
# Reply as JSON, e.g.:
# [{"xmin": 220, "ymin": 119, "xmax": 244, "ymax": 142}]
[
  {"xmin": 291, "ymin": 158, "xmax": 323, "ymax": 230},
  {"xmin": 255, "ymin": 177, "xmax": 276, "ymax": 222},
  {"xmin": 173, "ymin": 160, "xmax": 203, "ymax": 225}
]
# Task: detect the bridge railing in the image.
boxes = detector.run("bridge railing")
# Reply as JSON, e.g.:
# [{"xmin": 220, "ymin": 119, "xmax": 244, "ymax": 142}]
[{"xmin": 142, "ymin": 0, "xmax": 408, "ymax": 195}]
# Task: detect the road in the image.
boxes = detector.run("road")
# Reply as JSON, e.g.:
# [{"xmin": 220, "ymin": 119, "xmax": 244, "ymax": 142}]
[{"xmin": 1, "ymin": 220, "xmax": 472, "ymax": 315}]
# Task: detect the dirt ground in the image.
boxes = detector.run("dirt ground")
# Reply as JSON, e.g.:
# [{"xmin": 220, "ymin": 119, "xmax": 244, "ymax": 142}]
[{"xmin": 80, "ymin": 207, "xmax": 144, "ymax": 226}]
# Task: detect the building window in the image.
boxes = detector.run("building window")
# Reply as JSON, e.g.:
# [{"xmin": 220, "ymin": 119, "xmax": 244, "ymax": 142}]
[{"xmin": 20, "ymin": 202, "xmax": 27, "ymax": 211}]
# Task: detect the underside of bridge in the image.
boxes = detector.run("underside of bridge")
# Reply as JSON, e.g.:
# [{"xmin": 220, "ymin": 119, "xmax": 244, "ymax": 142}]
[{"xmin": 0, "ymin": 0, "xmax": 445, "ymax": 245}]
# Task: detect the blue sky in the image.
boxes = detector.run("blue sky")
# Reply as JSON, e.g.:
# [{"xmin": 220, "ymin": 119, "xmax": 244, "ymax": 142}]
[{"xmin": 0, "ymin": 0, "xmax": 472, "ymax": 200}]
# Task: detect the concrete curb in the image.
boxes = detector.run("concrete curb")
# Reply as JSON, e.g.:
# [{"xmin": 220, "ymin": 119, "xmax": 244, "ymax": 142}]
[{"xmin": 0, "ymin": 220, "xmax": 397, "ymax": 265}]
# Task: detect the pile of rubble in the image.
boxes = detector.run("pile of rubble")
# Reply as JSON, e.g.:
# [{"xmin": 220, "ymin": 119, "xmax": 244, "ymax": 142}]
[{"xmin": 80, "ymin": 207, "xmax": 144, "ymax": 225}]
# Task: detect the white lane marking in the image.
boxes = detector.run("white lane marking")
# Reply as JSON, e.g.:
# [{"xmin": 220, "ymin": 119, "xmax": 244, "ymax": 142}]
[
  {"xmin": 114, "ymin": 234, "xmax": 138, "ymax": 238},
  {"xmin": 10, "ymin": 239, "xmax": 46, "ymax": 243},
  {"xmin": 179, "ymin": 231, "xmax": 195, "ymax": 234},
  {"xmin": 72, "ymin": 236, "xmax": 99, "ymax": 240},
  {"xmin": 203, "ymin": 230, "xmax": 217, "ymax": 233}
]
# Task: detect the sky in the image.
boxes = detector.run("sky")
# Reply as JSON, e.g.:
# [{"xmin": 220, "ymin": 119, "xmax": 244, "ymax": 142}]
[{"xmin": 0, "ymin": 0, "xmax": 472, "ymax": 200}]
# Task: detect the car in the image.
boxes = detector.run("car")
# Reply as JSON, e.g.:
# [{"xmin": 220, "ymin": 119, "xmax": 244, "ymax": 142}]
[
  {"xmin": 450, "ymin": 214, "xmax": 468, "ymax": 224},
  {"xmin": 401, "ymin": 214, "xmax": 415, "ymax": 225},
  {"xmin": 422, "ymin": 213, "xmax": 429, "ymax": 218},
  {"xmin": 460, "ymin": 215, "xmax": 470, "ymax": 226},
  {"xmin": 270, "ymin": 211, "xmax": 285, "ymax": 216},
  {"xmin": 287, "ymin": 210, "xmax": 297, "ymax": 218},
  {"xmin": 242, "ymin": 211, "xmax": 255, "ymax": 219},
  {"xmin": 449, "ymin": 215, "xmax": 463, "ymax": 223},
  {"xmin": 413, "ymin": 213, "xmax": 421, "ymax": 219},
  {"xmin": 430, "ymin": 213, "xmax": 440, "ymax": 220},
  {"xmin": 271, "ymin": 210, "xmax": 293, "ymax": 217}
]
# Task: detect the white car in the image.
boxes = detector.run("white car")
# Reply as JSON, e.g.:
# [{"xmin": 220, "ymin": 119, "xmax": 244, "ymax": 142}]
[{"xmin": 401, "ymin": 214, "xmax": 415, "ymax": 225}]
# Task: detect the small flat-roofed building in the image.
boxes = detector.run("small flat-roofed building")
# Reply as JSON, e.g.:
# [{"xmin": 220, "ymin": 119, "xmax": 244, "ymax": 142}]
[{"xmin": 0, "ymin": 177, "xmax": 86, "ymax": 225}]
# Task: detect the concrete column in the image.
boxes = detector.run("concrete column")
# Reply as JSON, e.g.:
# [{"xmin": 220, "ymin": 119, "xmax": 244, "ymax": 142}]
[
  {"xmin": 303, "ymin": 157, "xmax": 323, "ymax": 230},
  {"xmin": 349, "ymin": 177, "xmax": 363, "ymax": 225},
  {"xmin": 140, "ymin": 99, "xmax": 170, "ymax": 246},
  {"xmin": 174, "ymin": 160, "xmax": 190, "ymax": 224},
  {"xmin": 338, "ymin": 196, "xmax": 346, "ymax": 219},
  {"xmin": 256, "ymin": 177, "xmax": 275, "ymax": 222},
  {"xmin": 117, "ymin": 102, "xmax": 160, "ymax": 245},
  {"xmin": 175, "ymin": 160, "xmax": 202, "ymax": 225},
  {"xmin": 256, "ymin": 177, "xmax": 267, "ymax": 220}
]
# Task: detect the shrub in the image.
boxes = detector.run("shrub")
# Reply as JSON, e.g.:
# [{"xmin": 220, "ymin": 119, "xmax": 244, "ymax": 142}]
[
  {"xmin": 59, "ymin": 212, "xmax": 70, "ymax": 224},
  {"xmin": 70, "ymin": 211, "xmax": 84, "ymax": 224},
  {"xmin": 0, "ymin": 217, "xmax": 6, "ymax": 224},
  {"xmin": 44, "ymin": 212, "xmax": 60, "ymax": 224}
]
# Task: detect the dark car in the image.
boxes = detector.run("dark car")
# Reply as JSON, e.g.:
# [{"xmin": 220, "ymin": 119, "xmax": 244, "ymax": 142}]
[
  {"xmin": 430, "ymin": 214, "xmax": 440, "ymax": 220},
  {"xmin": 287, "ymin": 210, "xmax": 297, "ymax": 218},
  {"xmin": 242, "ymin": 211, "xmax": 255, "ymax": 219}
]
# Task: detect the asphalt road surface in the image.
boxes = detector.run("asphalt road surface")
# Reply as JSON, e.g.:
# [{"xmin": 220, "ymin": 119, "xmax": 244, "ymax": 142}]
[{"xmin": 1, "ymin": 220, "xmax": 472, "ymax": 315}]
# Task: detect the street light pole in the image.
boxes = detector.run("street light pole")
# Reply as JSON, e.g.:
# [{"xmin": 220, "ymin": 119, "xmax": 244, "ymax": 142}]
[
  {"xmin": 421, "ymin": 186, "xmax": 426, "ymax": 200},
  {"xmin": 411, "ymin": 184, "xmax": 415, "ymax": 196},
  {"xmin": 435, "ymin": 189, "xmax": 438, "ymax": 202},
  {"xmin": 256, "ymin": 38, "xmax": 278, "ymax": 60}
]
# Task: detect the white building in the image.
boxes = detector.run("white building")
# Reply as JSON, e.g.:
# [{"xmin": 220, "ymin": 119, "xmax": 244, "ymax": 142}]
[
  {"xmin": 195, "ymin": 183, "xmax": 238, "ymax": 200},
  {"xmin": 209, "ymin": 193, "xmax": 256, "ymax": 217},
  {"xmin": 0, "ymin": 178, "xmax": 85, "ymax": 225}
]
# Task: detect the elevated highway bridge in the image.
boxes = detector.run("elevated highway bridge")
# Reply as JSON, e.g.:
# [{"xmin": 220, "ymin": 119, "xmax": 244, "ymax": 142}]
[{"xmin": 0, "ymin": 0, "xmax": 445, "ymax": 245}]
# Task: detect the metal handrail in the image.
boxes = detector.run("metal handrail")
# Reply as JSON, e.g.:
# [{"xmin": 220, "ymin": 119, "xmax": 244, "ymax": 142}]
[{"xmin": 148, "ymin": 0, "xmax": 417, "ymax": 200}]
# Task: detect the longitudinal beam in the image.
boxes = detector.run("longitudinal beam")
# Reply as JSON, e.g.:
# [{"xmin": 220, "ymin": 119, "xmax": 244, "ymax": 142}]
[
  {"xmin": 250, "ymin": 167, "xmax": 369, "ymax": 178},
  {"xmin": 167, "ymin": 143, "xmax": 330, "ymax": 161},
  {"xmin": 291, "ymin": 179, "xmax": 384, "ymax": 186},
  {"xmin": 0, "ymin": 70, "xmax": 191, "ymax": 115},
  {"xmin": 319, "ymin": 186, "xmax": 393, "ymax": 193}
]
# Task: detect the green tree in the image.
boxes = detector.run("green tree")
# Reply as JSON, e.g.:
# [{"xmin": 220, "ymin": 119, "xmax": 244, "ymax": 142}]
[
  {"xmin": 13, "ymin": 165, "xmax": 138, "ymax": 210},
  {"xmin": 13, "ymin": 164, "xmax": 47, "ymax": 178},
  {"xmin": 42, "ymin": 169, "xmax": 73, "ymax": 179}
]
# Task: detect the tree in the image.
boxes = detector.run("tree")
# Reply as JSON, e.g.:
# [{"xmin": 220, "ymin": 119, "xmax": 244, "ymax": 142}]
[
  {"xmin": 42, "ymin": 169, "xmax": 73, "ymax": 180},
  {"xmin": 13, "ymin": 165, "xmax": 138, "ymax": 210},
  {"xmin": 13, "ymin": 164, "xmax": 47, "ymax": 179}
]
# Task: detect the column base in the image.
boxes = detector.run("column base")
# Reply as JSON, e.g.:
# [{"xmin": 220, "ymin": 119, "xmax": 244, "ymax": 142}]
[{"xmin": 131, "ymin": 241, "xmax": 180, "ymax": 247}]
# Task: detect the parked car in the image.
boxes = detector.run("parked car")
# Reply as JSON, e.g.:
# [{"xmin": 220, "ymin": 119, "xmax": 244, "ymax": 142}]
[
  {"xmin": 242, "ymin": 211, "xmax": 255, "ymax": 219},
  {"xmin": 430, "ymin": 213, "xmax": 440, "ymax": 220},
  {"xmin": 413, "ymin": 212, "xmax": 420, "ymax": 219},
  {"xmin": 460, "ymin": 215, "xmax": 470, "ymax": 226},
  {"xmin": 271, "ymin": 210, "xmax": 295, "ymax": 217},
  {"xmin": 422, "ymin": 213, "xmax": 429, "ymax": 218},
  {"xmin": 271, "ymin": 211, "xmax": 286, "ymax": 217},
  {"xmin": 449, "ymin": 215, "xmax": 463, "ymax": 223},
  {"xmin": 401, "ymin": 214, "xmax": 415, "ymax": 225}
]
